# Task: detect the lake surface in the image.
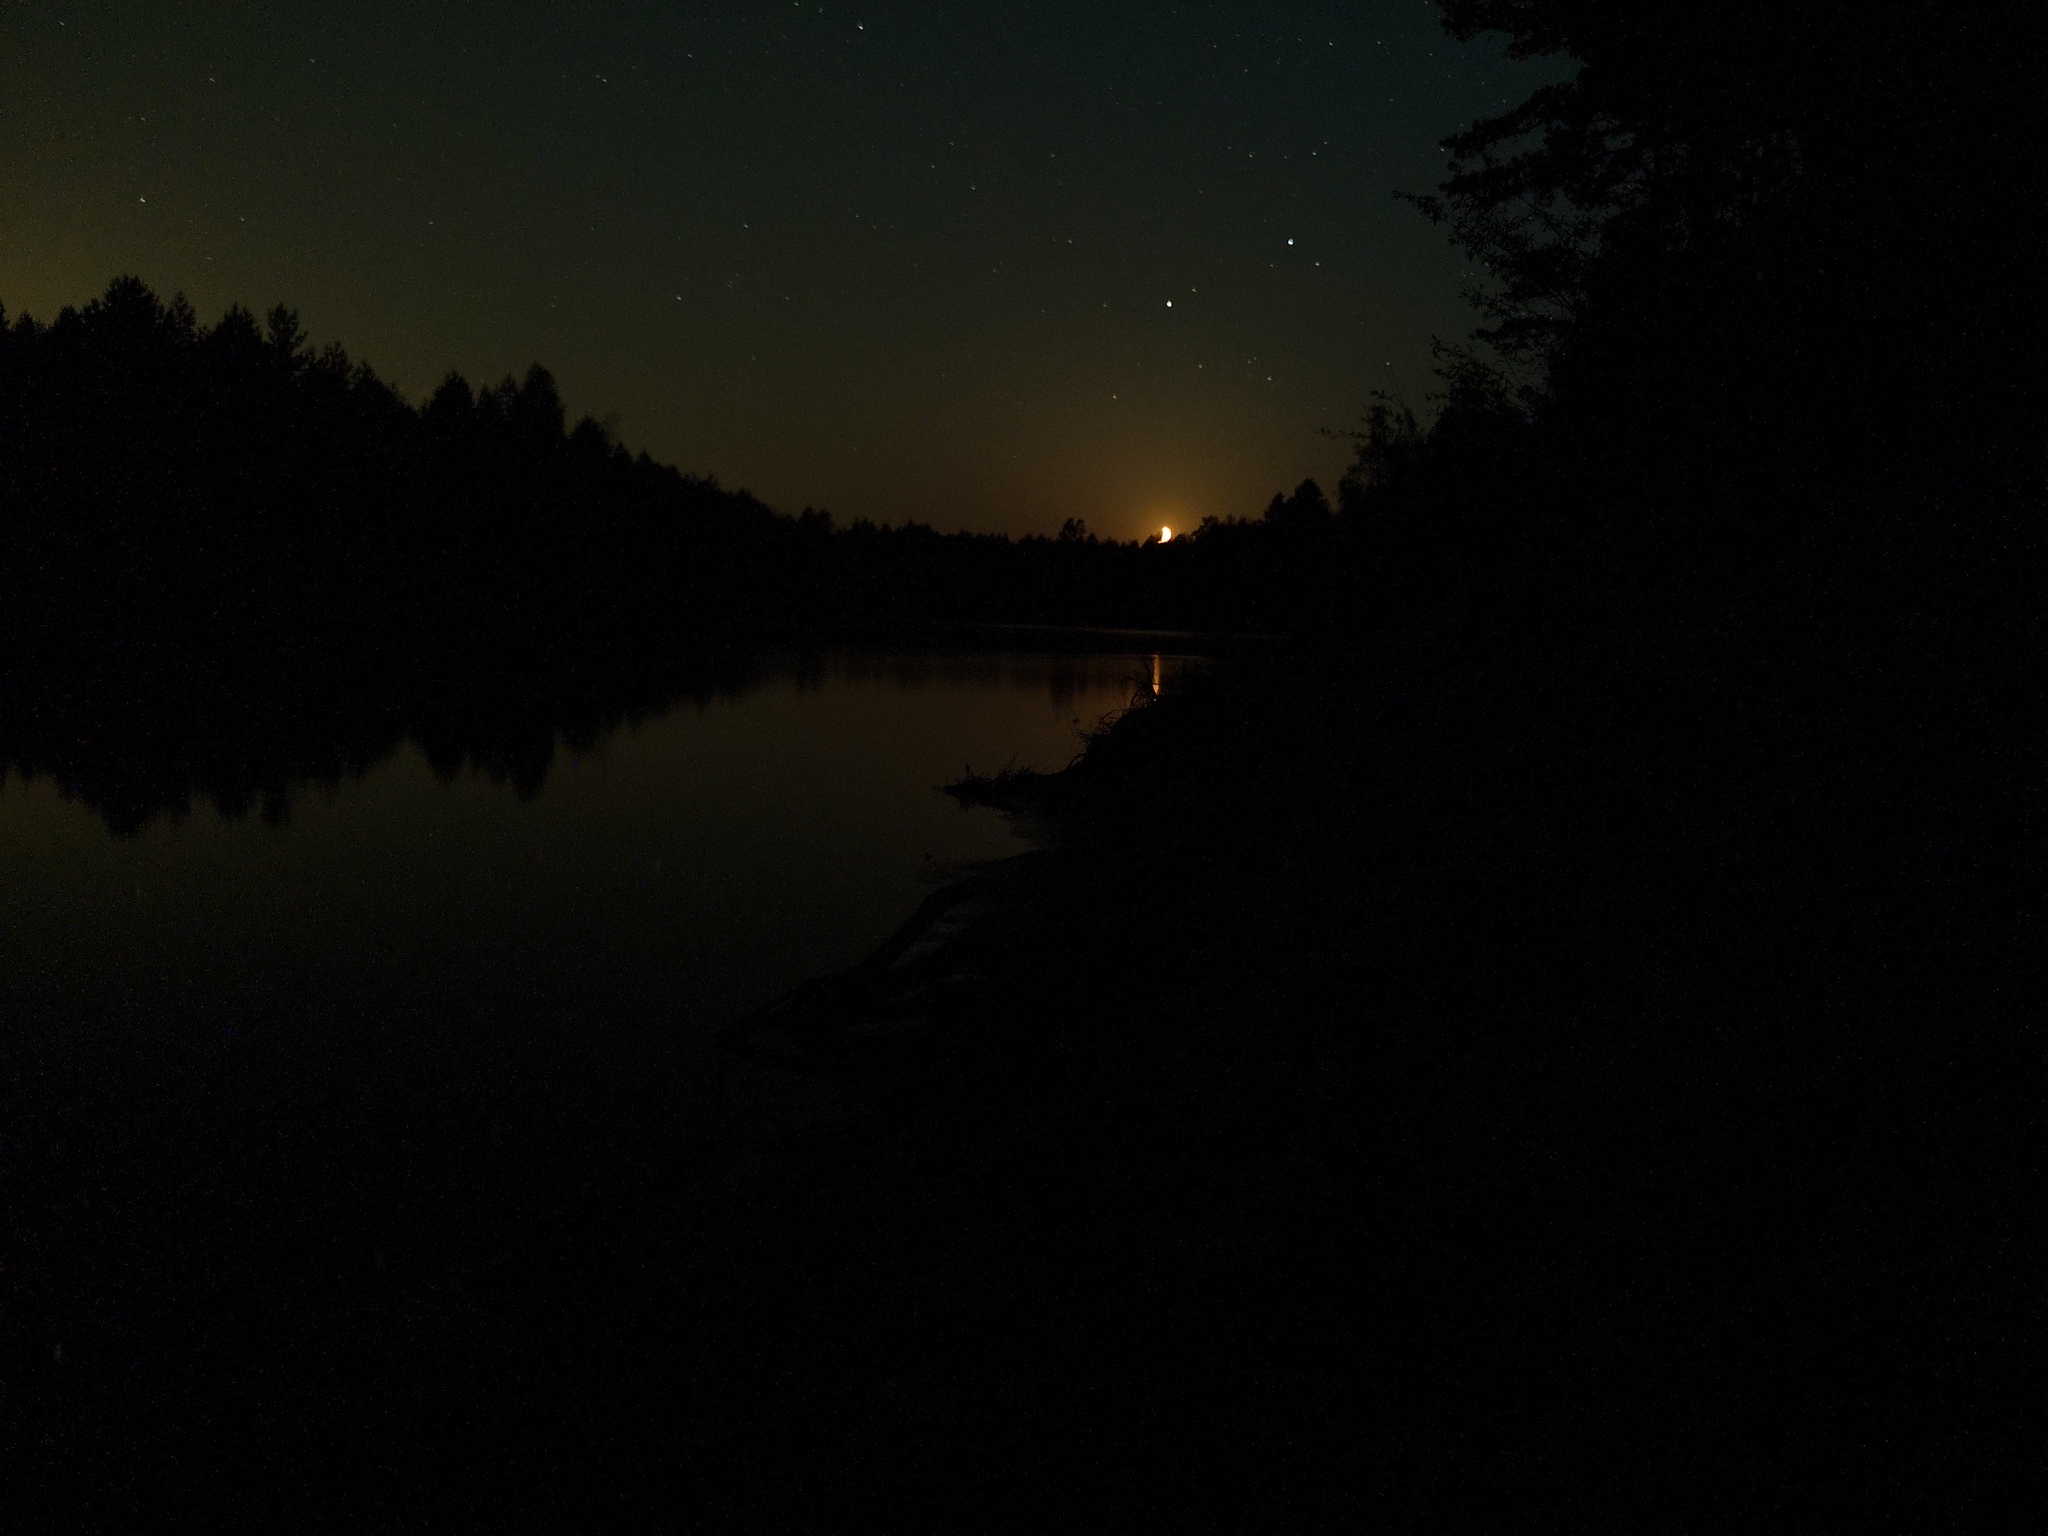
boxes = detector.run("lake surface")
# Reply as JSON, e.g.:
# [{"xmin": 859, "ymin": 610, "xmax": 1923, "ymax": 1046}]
[
  {"xmin": 0, "ymin": 640, "xmax": 1202, "ymax": 1506},
  {"xmin": 2, "ymin": 645, "xmax": 1194, "ymax": 1143}
]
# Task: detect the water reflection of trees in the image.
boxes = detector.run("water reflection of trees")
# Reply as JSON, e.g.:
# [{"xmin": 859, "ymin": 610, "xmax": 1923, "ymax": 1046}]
[
  {"xmin": 0, "ymin": 643, "xmax": 1200, "ymax": 837},
  {"xmin": 0, "ymin": 645, "xmax": 765, "ymax": 836}
]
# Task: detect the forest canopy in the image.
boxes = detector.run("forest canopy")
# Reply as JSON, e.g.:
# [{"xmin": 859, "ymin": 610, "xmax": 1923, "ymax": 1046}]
[{"xmin": 0, "ymin": 277, "xmax": 1373, "ymax": 647}]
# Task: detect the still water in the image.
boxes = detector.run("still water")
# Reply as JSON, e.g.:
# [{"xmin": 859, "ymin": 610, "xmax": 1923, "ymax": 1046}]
[{"xmin": 2, "ymin": 646, "xmax": 1191, "ymax": 1135}]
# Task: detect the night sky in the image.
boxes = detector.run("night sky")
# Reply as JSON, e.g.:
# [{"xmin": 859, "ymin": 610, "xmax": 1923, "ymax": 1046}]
[{"xmin": 2, "ymin": 2, "xmax": 1560, "ymax": 537}]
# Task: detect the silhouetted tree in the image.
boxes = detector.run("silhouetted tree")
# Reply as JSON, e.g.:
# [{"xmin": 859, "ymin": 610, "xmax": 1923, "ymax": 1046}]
[
  {"xmin": 1410, "ymin": 1, "xmax": 2038, "ymax": 512},
  {"xmin": 1264, "ymin": 479, "xmax": 1332, "ymax": 532}
]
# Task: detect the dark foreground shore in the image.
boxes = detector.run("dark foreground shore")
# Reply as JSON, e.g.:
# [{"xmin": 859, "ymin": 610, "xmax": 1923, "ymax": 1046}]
[{"xmin": 708, "ymin": 606, "xmax": 2032, "ymax": 1528}]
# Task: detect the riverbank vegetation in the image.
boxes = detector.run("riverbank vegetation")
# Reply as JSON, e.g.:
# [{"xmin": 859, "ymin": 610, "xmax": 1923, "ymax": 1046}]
[{"xmin": 700, "ymin": 0, "xmax": 2039, "ymax": 1522}]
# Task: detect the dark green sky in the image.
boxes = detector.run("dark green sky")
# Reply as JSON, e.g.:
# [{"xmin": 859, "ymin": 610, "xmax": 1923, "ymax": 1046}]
[{"xmin": 1, "ymin": 2, "xmax": 1560, "ymax": 537}]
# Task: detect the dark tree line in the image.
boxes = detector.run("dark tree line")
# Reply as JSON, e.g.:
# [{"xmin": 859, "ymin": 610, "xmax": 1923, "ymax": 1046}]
[
  {"xmin": 1315, "ymin": 0, "xmax": 2040, "ymax": 1055},
  {"xmin": 0, "ymin": 277, "xmax": 1355, "ymax": 656},
  {"xmin": 0, "ymin": 279, "xmax": 774, "ymax": 654},
  {"xmin": 1276, "ymin": 9, "xmax": 2039, "ymax": 1514}
]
